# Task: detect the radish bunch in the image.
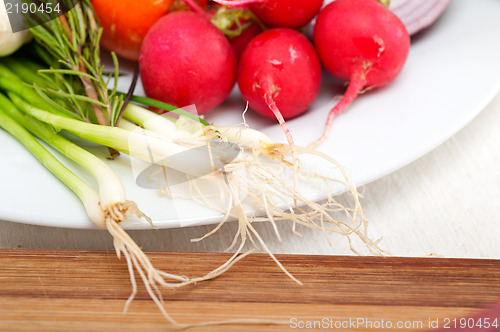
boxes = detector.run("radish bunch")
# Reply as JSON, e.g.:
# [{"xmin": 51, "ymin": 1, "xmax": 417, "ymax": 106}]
[{"xmin": 138, "ymin": 0, "xmax": 411, "ymax": 147}]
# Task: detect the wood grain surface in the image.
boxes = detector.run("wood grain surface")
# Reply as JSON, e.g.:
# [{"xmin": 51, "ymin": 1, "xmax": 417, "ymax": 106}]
[{"xmin": 0, "ymin": 250, "xmax": 499, "ymax": 331}]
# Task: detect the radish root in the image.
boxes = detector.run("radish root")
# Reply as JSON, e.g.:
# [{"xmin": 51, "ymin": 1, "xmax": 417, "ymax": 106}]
[
  {"xmin": 160, "ymin": 127, "xmax": 388, "ymax": 286},
  {"xmin": 309, "ymin": 72, "xmax": 367, "ymax": 148},
  {"xmin": 261, "ymin": 83, "xmax": 301, "ymax": 206},
  {"xmin": 107, "ymin": 119, "xmax": 387, "ymax": 326}
]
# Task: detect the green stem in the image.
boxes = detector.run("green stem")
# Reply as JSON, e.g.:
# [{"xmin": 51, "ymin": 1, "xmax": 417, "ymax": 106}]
[
  {"xmin": 0, "ymin": 94, "xmax": 104, "ymax": 226},
  {"xmin": 0, "ymin": 64, "xmax": 81, "ymax": 120},
  {"xmin": 122, "ymin": 103, "xmax": 177, "ymax": 134},
  {"xmin": 0, "ymin": 57, "xmax": 48, "ymax": 88},
  {"xmin": 37, "ymin": 68, "xmax": 98, "ymax": 82},
  {"xmin": 9, "ymin": 92, "xmax": 133, "ymax": 154},
  {"xmin": 115, "ymin": 92, "xmax": 210, "ymax": 126},
  {"xmin": 9, "ymin": 92, "xmax": 217, "ymax": 177},
  {"xmin": 0, "ymin": 93, "xmax": 125, "ymax": 212}
]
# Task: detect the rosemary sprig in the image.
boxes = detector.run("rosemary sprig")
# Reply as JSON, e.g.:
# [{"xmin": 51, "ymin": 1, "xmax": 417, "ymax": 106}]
[{"xmin": 27, "ymin": 0, "xmax": 124, "ymax": 127}]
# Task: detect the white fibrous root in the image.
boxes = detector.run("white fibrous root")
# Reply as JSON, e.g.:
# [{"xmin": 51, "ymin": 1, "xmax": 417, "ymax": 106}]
[
  {"xmin": 102, "ymin": 201, "xmax": 190, "ymax": 326},
  {"xmin": 103, "ymin": 200, "xmax": 286, "ymax": 328},
  {"xmin": 112, "ymin": 110, "xmax": 387, "ymax": 326},
  {"xmin": 148, "ymin": 121, "xmax": 388, "ymax": 284}
]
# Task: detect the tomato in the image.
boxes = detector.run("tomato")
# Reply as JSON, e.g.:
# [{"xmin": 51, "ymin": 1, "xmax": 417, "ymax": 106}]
[{"xmin": 92, "ymin": 0, "xmax": 174, "ymax": 61}]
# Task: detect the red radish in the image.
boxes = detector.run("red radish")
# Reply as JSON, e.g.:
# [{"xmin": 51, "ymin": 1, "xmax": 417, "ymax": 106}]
[
  {"xmin": 212, "ymin": 0, "xmax": 324, "ymax": 29},
  {"xmin": 228, "ymin": 21, "xmax": 263, "ymax": 61},
  {"xmin": 238, "ymin": 28, "xmax": 321, "ymax": 189},
  {"xmin": 180, "ymin": 1, "xmax": 262, "ymax": 61},
  {"xmin": 311, "ymin": 0, "xmax": 410, "ymax": 147},
  {"xmin": 139, "ymin": 11, "xmax": 237, "ymax": 114},
  {"xmin": 238, "ymin": 28, "xmax": 321, "ymax": 120}
]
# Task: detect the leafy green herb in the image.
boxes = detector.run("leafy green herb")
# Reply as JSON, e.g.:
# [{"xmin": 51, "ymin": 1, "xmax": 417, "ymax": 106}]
[{"xmin": 26, "ymin": 0, "xmax": 124, "ymax": 126}]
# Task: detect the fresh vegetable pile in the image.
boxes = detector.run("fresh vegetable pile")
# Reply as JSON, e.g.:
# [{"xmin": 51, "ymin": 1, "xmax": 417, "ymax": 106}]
[
  {"xmin": 90, "ymin": 0, "xmax": 411, "ymax": 149},
  {"xmin": 0, "ymin": 0, "xmax": 447, "ymax": 326}
]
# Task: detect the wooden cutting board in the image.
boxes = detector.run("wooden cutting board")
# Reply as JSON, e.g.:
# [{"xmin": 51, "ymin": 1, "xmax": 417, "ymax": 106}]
[{"xmin": 0, "ymin": 249, "xmax": 499, "ymax": 331}]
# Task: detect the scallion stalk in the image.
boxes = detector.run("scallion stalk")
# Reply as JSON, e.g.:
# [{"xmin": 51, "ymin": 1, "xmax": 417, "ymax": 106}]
[
  {"xmin": 122, "ymin": 101, "xmax": 273, "ymax": 150},
  {"xmin": 0, "ymin": 93, "xmax": 200, "ymax": 325},
  {"xmin": 116, "ymin": 92, "xmax": 210, "ymax": 126},
  {"xmin": 7, "ymin": 91, "xmax": 219, "ymax": 178},
  {"xmin": 0, "ymin": 64, "xmax": 81, "ymax": 120},
  {"xmin": 0, "ymin": 94, "xmax": 104, "ymax": 226},
  {"xmin": 0, "ymin": 93, "xmax": 126, "ymax": 216},
  {"xmin": 0, "ymin": 57, "xmax": 48, "ymax": 88}
]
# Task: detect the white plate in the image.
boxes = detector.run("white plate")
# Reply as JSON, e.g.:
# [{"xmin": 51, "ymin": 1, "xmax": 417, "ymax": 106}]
[{"xmin": 1, "ymin": 0, "xmax": 500, "ymax": 230}]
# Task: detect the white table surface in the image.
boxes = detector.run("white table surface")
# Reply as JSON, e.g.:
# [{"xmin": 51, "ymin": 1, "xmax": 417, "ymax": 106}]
[{"xmin": 1, "ymin": 89, "xmax": 499, "ymax": 259}]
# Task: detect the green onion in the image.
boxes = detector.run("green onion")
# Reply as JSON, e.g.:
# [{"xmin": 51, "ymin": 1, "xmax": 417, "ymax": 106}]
[
  {"xmin": 0, "ymin": 93, "xmax": 127, "ymax": 218},
  {"xmin": 122, "ymin": 103, "xmax": 177, "ymax": 134},
  {"xmin": 122, "ymin": 101, "xmax": 274, "ymax": 150},
  {"xmin": 0, "ymin": 92, "xmax": 200, "ymax": 326},
  {"xmin": 0, "ymin": 93, "xmax": 104, "ymax": 225},
  {"xmin": 0, "ymin": 64, "xmax": 81, "ymax": 120},
  {"xmin": 0, "ymin": 57, "xmax": 49, "ymax": 88},
  {"xmin": 116, "ymin": 92, "xmax": 210, "ymax": 126},
  {"xmin": 8, "ymin": 91, "xmax": 219, "ymax": 178}
]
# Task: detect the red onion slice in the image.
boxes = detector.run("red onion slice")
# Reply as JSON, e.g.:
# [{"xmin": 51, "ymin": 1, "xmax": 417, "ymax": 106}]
[
  {"xmin": 319, "ymin": 0, "xmax": 452, "ymax": 36},
  {"xmin": 389, "ymin": 0, "xmax": 452, "ymax": 35}
]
